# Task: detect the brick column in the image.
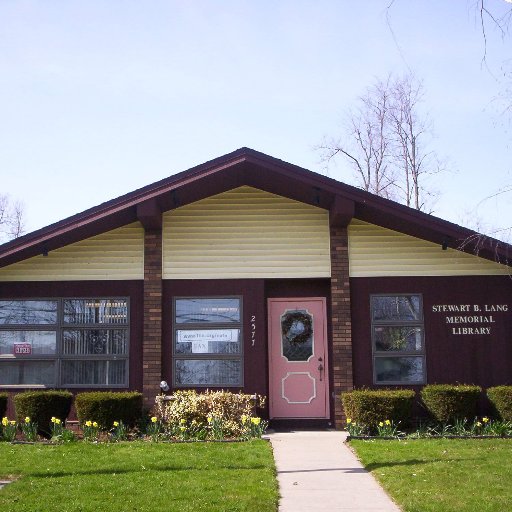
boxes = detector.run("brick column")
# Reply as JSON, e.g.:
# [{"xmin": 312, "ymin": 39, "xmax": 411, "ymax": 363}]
[
  {"xmin": 330, "ymin": 225, "xmax": 353, "ymax": 428},
  {"xmin": 142, "ymin": 229, "xmax": 163, "ymax": 409}
]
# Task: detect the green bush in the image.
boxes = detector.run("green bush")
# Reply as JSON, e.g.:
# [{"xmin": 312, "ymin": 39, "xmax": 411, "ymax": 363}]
[
  {"xmin": 75, "ymin": 391, "xmax": 143, "ymax": 430},
  {"xmin": 0, "ymin": 393, "xmax": 8, "ymax": 419},
  {"xmin": 13, "ymin": 391, "xmax": 73, "ymax": 436},
  {"xmin": 155, "ymin": 390, "xmax": 266, "ymax": 438},
  {"xmin": 421, "ymin": 384, "xmax": 482, "ymax": 423},
  {"xmin": 487, "ymin": 386, "xmax": 512, "ymax": 421},
  {"xmin": 341, "ymin": 389, "xmax": 416, "ymax": 431}
]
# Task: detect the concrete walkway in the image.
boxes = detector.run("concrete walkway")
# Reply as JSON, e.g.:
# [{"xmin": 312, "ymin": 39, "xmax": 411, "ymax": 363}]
[{"xmin": 266, "ymin": 430, "xmax": 401, "ymax": 512}]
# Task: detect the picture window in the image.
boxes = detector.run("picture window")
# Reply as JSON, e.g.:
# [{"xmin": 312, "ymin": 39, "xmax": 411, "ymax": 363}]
[
  {"xmin": 371, "ymin": 294, "xmax": 425, "ymax": 384},
  {"xmin": 0, "ymin": 298, "xmax": 129, "ymax": 387}
]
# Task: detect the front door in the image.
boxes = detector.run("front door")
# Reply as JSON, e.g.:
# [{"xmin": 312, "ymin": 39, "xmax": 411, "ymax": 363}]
[{"xmin": 268, "ymin": 297, "xmax": 329, "ymax": 419}]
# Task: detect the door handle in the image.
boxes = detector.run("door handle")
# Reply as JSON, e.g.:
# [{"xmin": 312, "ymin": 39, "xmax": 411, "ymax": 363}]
[{"xmin": 318, "ymin": 357, "xmax": 324, "ymax": 382}]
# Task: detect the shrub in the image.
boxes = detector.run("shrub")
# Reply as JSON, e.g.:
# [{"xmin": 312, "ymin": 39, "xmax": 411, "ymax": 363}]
[
  {"xmin": 341, "ymin": 388, "xmax": 415, "ymax": 432},
  {"xmin": 155, "ymin": 390, "xmax": 266, "ymax": 438},
  {"xmin": 0, "ymin": 393, "xmax": 7, "ymax": 419},
  {"xmin": 75, "ymin": 391, "xmax": 143, "ymax": 429},
  {"xmin": 13, "ymin": 391, "xmax": 73, "ymax": 437},
  {"xmin": 487, "ymin": 386, "xmax": 512, "ymax": 421},
  {"xmin": 421, "ymin": 384, "xmax": 481, "ymax": 423}
]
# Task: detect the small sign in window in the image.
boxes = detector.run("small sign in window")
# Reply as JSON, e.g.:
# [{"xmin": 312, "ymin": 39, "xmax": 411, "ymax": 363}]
[{"xmin": 14, "ymin": 343, "xmax": 32, "ymax": 355}]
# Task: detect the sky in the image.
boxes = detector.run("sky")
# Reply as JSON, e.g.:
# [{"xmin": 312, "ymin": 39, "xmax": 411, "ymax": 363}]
[{"xmin": 1, "ymin": 1, "xmax": 511, "ymax": 241}]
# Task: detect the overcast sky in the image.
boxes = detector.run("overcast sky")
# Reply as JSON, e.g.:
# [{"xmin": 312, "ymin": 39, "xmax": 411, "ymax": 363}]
[{"xmin": 1, "ymin": 1, "xmax": 511, "ymax": 240}]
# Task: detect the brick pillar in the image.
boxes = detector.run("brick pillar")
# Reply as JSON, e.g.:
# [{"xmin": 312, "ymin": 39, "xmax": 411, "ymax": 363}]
[
  {"xmin": 142, "ymin": 229, "xmax": 163, "ymax": 409},
  {"xmin": 330, "ymin": 225, "xmax": 353, "ymax": 428}
]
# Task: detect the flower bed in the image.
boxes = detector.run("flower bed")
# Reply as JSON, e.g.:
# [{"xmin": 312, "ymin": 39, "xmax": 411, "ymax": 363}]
[
  {"xmin": 0, "ymin": 390, "xmax": 268, "ymax": 444},
  {"xmin": 345, "ymin": 416, "xmax": 512, "ymax": 440}
]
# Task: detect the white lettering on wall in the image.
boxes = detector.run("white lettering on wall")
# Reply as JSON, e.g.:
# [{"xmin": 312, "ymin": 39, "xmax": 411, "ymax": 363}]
[
  {"xmin": 431, "ymin": 304, "xmax": 509, "ymax": 336},
  {"xmin": 251, "ymin": 315, "xmax": 256, "ymax": 347}
]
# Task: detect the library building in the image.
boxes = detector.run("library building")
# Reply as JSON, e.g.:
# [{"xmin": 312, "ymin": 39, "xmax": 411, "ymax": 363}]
[{"xmin": 0, "ymin": 148, "xmax": 510, "ymax": 427}]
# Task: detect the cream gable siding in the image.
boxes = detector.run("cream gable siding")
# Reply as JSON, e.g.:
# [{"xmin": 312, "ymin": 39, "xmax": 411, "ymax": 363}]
[
  {"xmin": 0, "ymin": 223, "xmax": 144, "ymax": 281},
  {"xmin": 348, "ymin": 219, "xmax": 510, "ymax": 277},
  {"xmin": 163, "ymin": 186, "xmax": 331, "ymax": 279}
]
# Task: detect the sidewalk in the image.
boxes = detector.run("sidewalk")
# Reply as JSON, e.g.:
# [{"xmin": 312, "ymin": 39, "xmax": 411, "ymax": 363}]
[{"xmin": 266, "ymin": 430, "xmax": 401, "ymax": 512}]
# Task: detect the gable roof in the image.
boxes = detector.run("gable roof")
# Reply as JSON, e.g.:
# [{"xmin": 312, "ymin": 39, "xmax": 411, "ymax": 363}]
[{"xmin": 0, "ymin": 147, "xmax": 510, "ymax": 269}]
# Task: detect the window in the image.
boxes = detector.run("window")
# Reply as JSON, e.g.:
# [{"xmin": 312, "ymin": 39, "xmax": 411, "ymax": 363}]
[
  {"xmin": 371, "ymin": 294, "xmax": 425, "ymax": 384},
  {"xmin": 0, "ymin": 298, "xmax": 129, "ymax": 387},
  {"xmin": 173, "ymin": 297, "xmax": 243, "ymax": 387}
]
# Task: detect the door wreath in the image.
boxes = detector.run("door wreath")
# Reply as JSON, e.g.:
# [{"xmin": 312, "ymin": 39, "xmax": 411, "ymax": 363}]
[{"xmin": 281, "ymin": 310, "xmax": 313, "ymax": 345}]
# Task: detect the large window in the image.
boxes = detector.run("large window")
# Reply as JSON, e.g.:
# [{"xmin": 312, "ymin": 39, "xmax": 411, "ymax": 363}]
[
  {"xmin": 173, "ymin": 297, "xmax": 243, "ymax": 387},
  {"xmin": 371, "ymin": 294, "xmax": 425, "ymax": 384},
  {"xmin": 0, "ymin": 298, "xmax": 129, "ymax": 387}
]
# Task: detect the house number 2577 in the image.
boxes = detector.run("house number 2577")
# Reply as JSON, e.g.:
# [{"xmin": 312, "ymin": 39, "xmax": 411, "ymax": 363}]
[{"xmin": 251, "ymin": 315, "xmax": 256, "ymax": 347}]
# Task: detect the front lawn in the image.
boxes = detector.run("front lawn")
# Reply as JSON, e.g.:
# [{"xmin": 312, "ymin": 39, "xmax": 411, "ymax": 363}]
[
  {"xmin": 350, "ymin": 438, "xmax": 512, "ymax": 512},
  {"xmin": 0, "ymin": 441, "xmax": 278, "ymax": 512}
]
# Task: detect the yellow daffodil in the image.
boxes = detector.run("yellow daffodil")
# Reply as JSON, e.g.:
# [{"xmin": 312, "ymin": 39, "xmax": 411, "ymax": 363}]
[
  {"xmin": 92, "ymin": 422, "xmax": 98, "ymax": 428},
  {"xmin": 385, "ymin": 420, "xmax": 391, "ymax": 425},
  {"xmin": 180, "ymin": 418, "xmax": 186, "ymax": 424},
  {"xmin": 241, "ymin": 415, "xmax": 248, "ymax": 424},
  {"xmin": 85, "ymin": 420, "xmax": 92, "ymax": 427},
  {"xmin": 379, "ymin": 421, "xmax": 384, "ymax": 427},
  {"xmin": 55, "ymin": 418, "xmax": 61, "ymax": 425},
  {"xmin": 151, "ymin": 416, "xmax": 158, "ymax": 423},
  {"xmin": 207, "ymin": 416, "xmax": 213, "ymax": 423},
  {"xmin": 1, "ymin": 417, "xmax": 8, "ymax": 426},
  {"xmin": 113, "ymin": 421, "xmax": 119, "ymax": 427},
  {"xmin": 51, "ymin": 417, "xmax": 56, "ymax": 423},
  {"xmin": 476, "ymin": 421, "xmax": 482, "ymax": 427},
  {"xmin": 10, "ymin": 421, "xmax": 15, "ymax": 426},
  {"xmin": 251, "ymin": 417, "xmax": 261, "ymax": 425},
  {"xmin": 483, "ymin": 417, "xmax": 489, "ymax": 423},
  {"xmin": 25, "ymin": 417, "xmax": 31, "ymax": 424},
  {"xmin": 180, "ymin": 426, "xmax": 186, "ymax": 431},
  {"xmin": 346, "ymin": 418, "xmax": 352, "ymax": 424}
]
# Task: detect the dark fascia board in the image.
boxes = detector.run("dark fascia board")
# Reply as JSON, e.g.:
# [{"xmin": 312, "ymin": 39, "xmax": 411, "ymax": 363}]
[{"xmin": 0, "ymin": 147, "xmax": 510, "ymax": 268}]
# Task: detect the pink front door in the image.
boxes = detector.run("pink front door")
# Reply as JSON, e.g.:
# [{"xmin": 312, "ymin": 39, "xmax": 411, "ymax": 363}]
[{"xmin": 268, "ymin": 298, "xmax": 329, "ymax": 419}]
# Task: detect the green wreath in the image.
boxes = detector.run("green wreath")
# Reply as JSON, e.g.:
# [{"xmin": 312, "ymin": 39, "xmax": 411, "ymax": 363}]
[{"xmin": 281, "ymin": 311, "xmax": 313, "ymax": 346}]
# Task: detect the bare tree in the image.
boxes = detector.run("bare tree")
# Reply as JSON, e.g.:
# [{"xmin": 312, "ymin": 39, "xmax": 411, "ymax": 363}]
[
  {"xmin": 317, "ymin": 77, "xmax": 397, "ymax": 199},
  {"xmin": 0, "ymin": 195, "xmax": 25, "ymax": 243},
  {"xmin": 474, "ymin": 1, "xmax": 512, "ymax": 240},
  {"xmin": 317, "ymin": 73, "xmax": 441, "ymax": 212},
  {"xmin": 388, "ymin": 75, "xmax": 443, "ymax": 211}
]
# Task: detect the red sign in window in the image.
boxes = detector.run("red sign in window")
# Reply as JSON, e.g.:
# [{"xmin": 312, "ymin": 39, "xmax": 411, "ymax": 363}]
[{"xmin": 14, "ymin": 343, "xmax": 32, "ymax": 355}]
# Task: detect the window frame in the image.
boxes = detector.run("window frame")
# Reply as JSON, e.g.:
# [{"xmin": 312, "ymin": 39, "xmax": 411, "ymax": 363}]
[
  {"xmin": 0, "ymin": 297, "xmax": 130, "ymax": 389},
  {"xmin": 370, "ymin": 293, "xmax": 426, "ymax": 385},
  {"xmin": 172, "ymin": 296, "xmax": 244, "ymax": 388}
]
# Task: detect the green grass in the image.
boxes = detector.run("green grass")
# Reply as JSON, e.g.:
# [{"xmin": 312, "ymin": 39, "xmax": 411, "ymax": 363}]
[
  {"xmin": 0, "ymin": 441, "xmax": 278, "ymax": 512},
  {"xmin": 350, "ymin": 438, "xmax": 512, "ymax": 512}
]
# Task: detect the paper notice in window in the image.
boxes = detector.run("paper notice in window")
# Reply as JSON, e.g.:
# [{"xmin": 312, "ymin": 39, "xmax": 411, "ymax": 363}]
[
  {"xmin": 191, "ymin": 340, "xmax": 209, "ymax": 353},
  {"xmin": 177, "ymin": 329, "xmax": 240, "ymax": 343}
]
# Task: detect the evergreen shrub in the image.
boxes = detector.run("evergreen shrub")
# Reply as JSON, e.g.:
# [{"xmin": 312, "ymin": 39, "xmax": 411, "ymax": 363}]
[
  {"xmin": 487, "ymin": 386, "xmax": 512, "ymax": 421},
  {"xmin": 75, "ymin": 391, "xmax": 143, "ymax": 429},
  {"xmin": 341, "ymin": 388, "xmax": 416, "ymax": 430},
  {"xmin": 421, "ymin": 384, "xmax": 481, "ymax": 422},
  {"xmin": 13, "ymin": 390, "xmax": 73, "ymax": 436}
]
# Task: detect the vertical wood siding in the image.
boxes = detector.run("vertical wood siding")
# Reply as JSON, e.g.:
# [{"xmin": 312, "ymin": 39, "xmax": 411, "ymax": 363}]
[
  {"xmin": 0, "ymin": 223, "xmax": 144, "ymax": 281},
  {"xmin": 162, "ymin": 186, "xmax": 331, "ymax": 279},
  {"xmin": 348, "ymin": 219, "xmax": 510, "ymax": 277}
]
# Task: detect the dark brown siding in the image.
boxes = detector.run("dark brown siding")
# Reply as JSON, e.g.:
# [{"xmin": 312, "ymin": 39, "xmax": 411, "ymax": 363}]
[
  {"xmin": 351, "ymin": 275, "xmax": 512, "ymax": 389},
  {"xmin": 162, "ymin": 278, "xmax": 332, "ymax": 420}
]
